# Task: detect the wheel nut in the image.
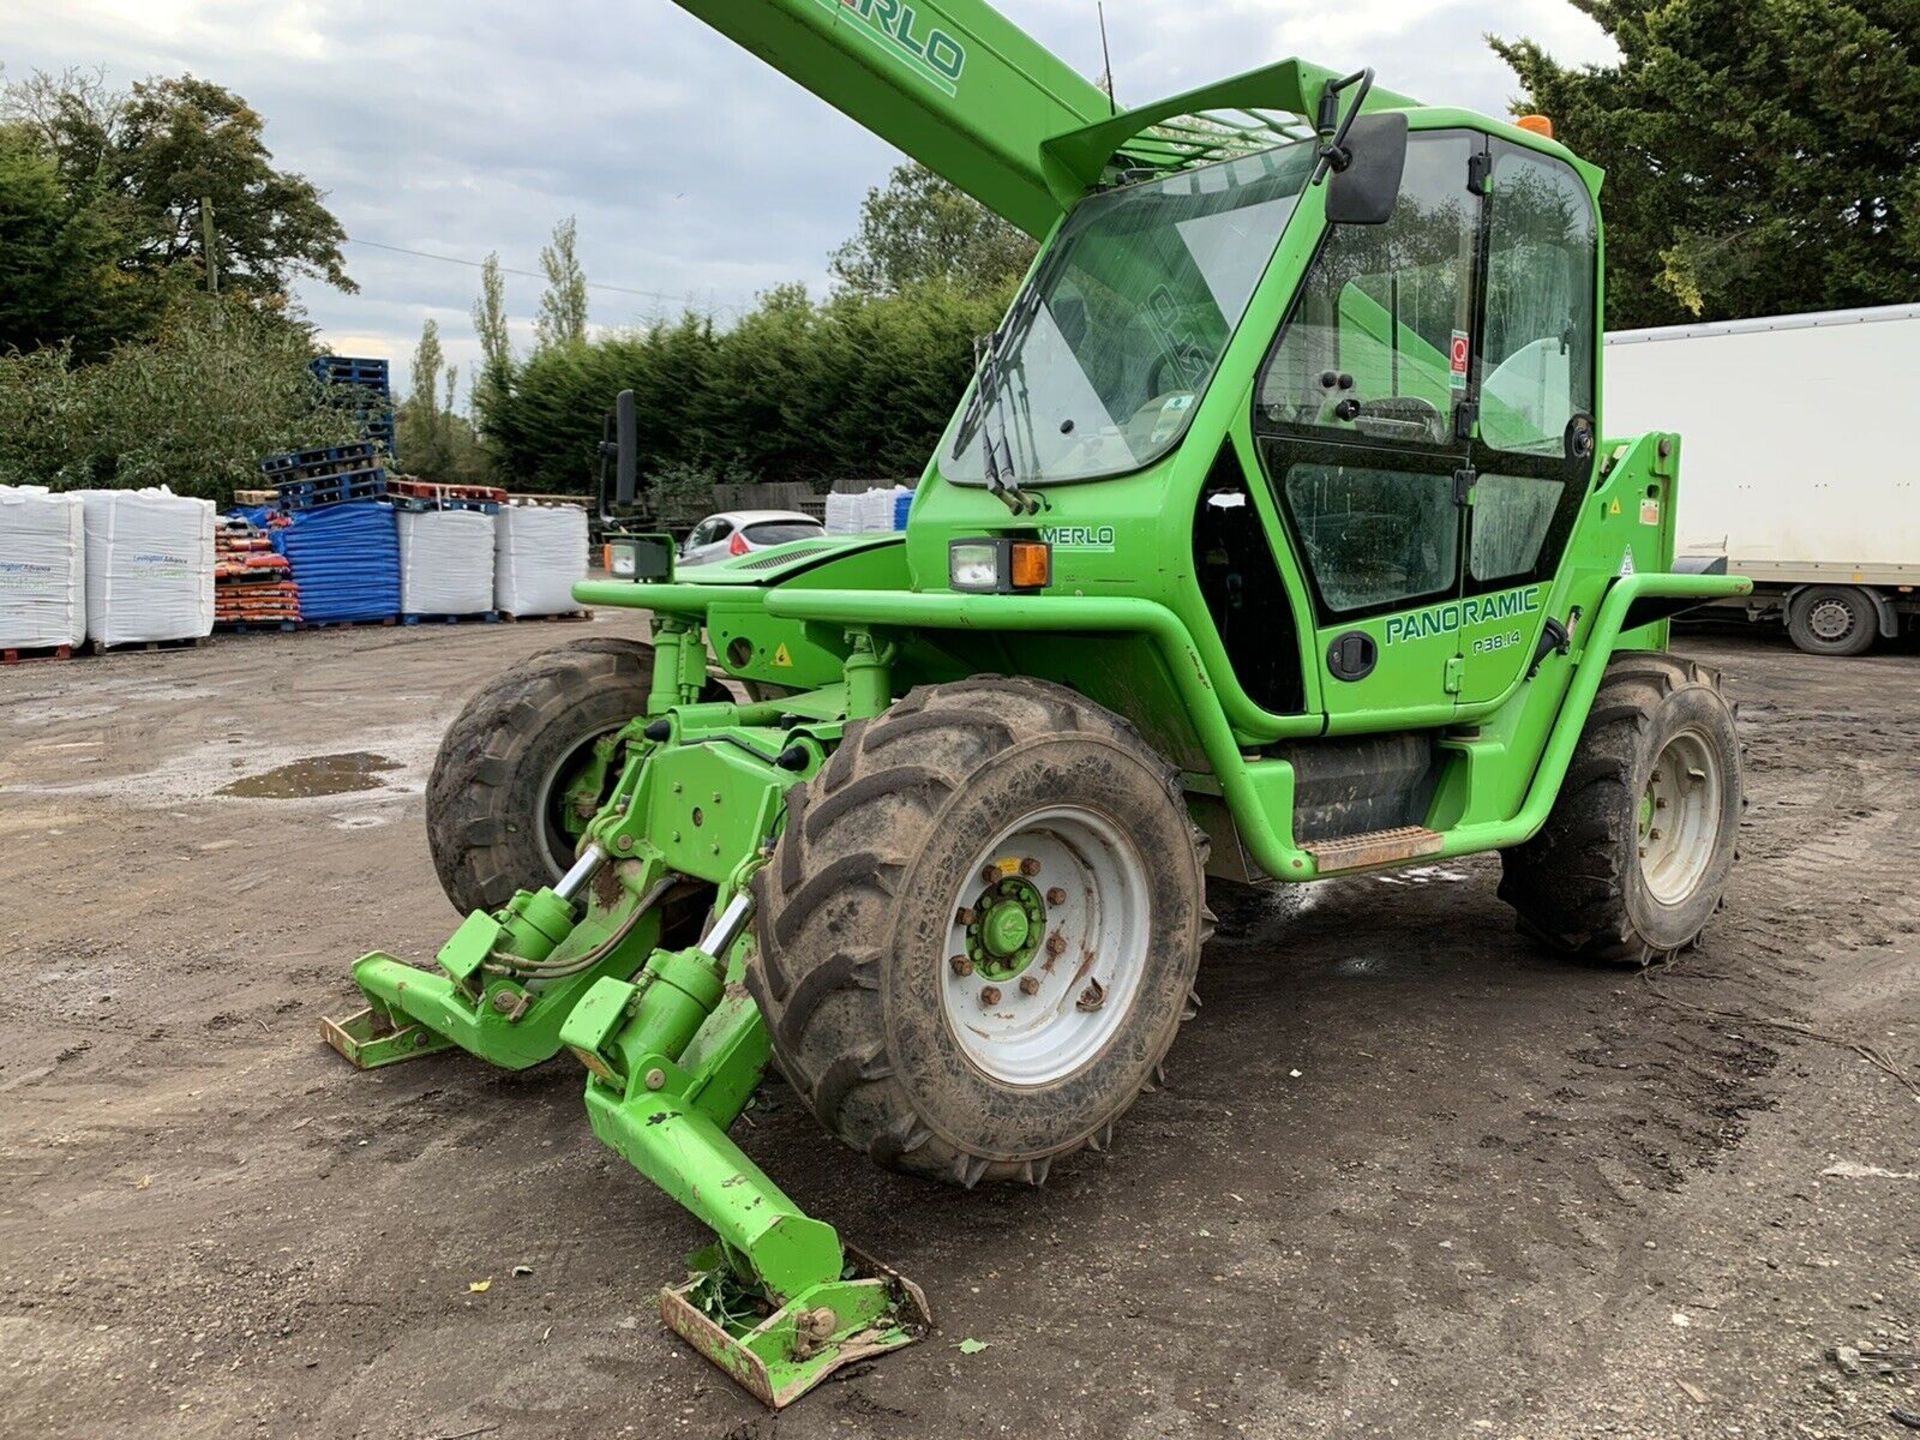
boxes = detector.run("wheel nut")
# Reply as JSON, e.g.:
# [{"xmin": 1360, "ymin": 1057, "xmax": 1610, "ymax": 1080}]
[
  {"xmin": 1046, "ymin": 887, "xmax": 1067, "ymax": 906},
  {"xmin": 1045, "ymin": 932, "xmax": 1067, "ymax": 958},
  {"xmin": 956, "ymin": 906, "xmax": 977, "ymax": 927},
  {"xmin": 1018, "ymin": 976, "xmax": 1040, "ymax": 997},
  {"xmin": 1020, "ymin": 857, "xmax": 1041, "ymax": 877},
  {"xmin": 980, "ymin": 986, "xmax": 1001, "ymax": 1006},
  {"xmin": 949, "ymin": 954, "xmax": 974, "ymax": 977},
  {"xmin": 981, "ymin": 865, "xmax": 1000, "ymax": 885}
]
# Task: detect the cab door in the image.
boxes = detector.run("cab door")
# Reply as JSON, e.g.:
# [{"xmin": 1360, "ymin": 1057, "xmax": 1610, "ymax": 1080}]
[
  {"xmin": 1454, "ymin": 140, "xmax": 1602, "ymax": 705},
  {"xmin": 1251, "ymin": 130, "xmax": 1486, "ymax": 728}
]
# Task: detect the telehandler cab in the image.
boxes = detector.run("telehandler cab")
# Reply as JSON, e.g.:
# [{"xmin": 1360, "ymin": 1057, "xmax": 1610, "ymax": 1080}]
[{"xmin": 323, "ymin": 0, "xmax": 1749, "ymax": 1406}]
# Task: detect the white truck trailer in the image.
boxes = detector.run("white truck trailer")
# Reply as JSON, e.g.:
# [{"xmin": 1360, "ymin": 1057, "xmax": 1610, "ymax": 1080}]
[{"xmin": 1605, "ymin": 304, "xmax": 1919, "ymax": 655}]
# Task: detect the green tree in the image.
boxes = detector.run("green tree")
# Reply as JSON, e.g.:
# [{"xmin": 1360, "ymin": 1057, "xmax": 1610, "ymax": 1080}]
[
  {"xmin": 0, "ymin": 122, "xmax": 154, "ymax": 359},
  {"xmin": 1493, "ymin": 1, "xmax": 1920, "ymax": 327},
  {"xmin": 830, "ymin": 163, "xmax": 1036, "ymax": 298},
  {"xmin": 472, "ymin": 250, "xmax": 514, "ymax": 426},
  {"xmin": 392, "ymin": 317, "xmax": 492, "ymax": 485},
  {"xmin": 1, "ymin": 68, "xmax": 354, "ymax": 313},
  {"xmin": 399, "ymin": 319, "xmax": 450, "ymax": 471},
  {"xmin": 535, "ymin": 216, "xmax": 589, "ymax": 348}
]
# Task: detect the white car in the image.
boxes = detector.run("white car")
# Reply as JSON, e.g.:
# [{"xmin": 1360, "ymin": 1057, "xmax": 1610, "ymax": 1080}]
[{"xmin": 678, "ymin": 510, "xmax": 825, "ymax": 567}]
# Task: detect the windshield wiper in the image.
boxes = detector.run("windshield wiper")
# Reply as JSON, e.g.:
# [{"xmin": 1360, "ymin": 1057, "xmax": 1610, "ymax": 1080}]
[{"xmin": 956, "ymin": 274, "xmax": 1055, "ymax": 516}]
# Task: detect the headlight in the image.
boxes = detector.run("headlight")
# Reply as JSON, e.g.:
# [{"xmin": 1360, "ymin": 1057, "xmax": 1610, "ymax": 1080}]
[
  {"xmin": 607, "ymin": 534, "xmax": 674, "ymax": 583},
  {"xmin": 949, "ymin": 541, "xmax": 1001, "ymax": 591},
  {"xmin": 949, "ymin": 538, "xmax": 1050, "ymax": 594}
]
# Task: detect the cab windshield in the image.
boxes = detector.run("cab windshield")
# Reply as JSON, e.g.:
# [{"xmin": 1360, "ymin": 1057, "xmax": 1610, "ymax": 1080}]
[{"xmin": 944, "ymin": 138, "xmax": 1317, "ymax": 486}]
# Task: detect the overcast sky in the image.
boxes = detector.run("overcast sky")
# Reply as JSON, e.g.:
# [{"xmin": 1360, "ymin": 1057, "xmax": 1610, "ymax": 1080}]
[{"xmin": 3, "ymin": 1, "xmax": 1616, "ymax": 402}]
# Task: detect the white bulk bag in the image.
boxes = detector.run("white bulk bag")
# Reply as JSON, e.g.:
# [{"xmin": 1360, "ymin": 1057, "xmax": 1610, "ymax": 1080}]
[
  {"xmin": 859, "ymin": 485, "xmax": 911, "ymax": 532},
  {"xmin": 0, "ymin": 486, "xmax": 87, "ymax": 649},
  {"xmin": 494, "ymin": 505, "xmax": 587, "ymax": 616},
  {"xmin": 397, "ymin": 509, "xmax": 496, "ymax": 615},
  {"xmin": 824, "ymin": 491, "xmax": 863, "ymax": 536},
  {"xmin": 79, "ymin": 489, "xmax": 215, "ymax": 646}
]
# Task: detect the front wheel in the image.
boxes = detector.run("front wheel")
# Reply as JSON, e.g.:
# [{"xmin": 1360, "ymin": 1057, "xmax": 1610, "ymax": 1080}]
[
  {"xmin": 748, "ymin": 678, "xmax": 1211, "ymax": 1188},
  {"xmin": 1499, "ymin": 653, "xmax": 1741, "ymax": 964}
]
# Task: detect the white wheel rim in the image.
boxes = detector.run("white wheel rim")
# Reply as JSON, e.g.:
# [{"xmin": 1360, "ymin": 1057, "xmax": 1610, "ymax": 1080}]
[
  {"xmin": 940, "ymin": 805, "xmax": 1151, "ymax": 1087},
  {"xmin": 1638, "ymin": 729, "xmax": 1723, "ymax": 906}
]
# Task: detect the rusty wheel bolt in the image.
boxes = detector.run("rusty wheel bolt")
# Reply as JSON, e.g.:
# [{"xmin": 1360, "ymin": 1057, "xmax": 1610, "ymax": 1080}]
[
  {"xmin": 949, "ymin": 954, "xmax": 974, "ymax": 977},
  {"xmin": 1018, "ymin": 976, "xmax": 1040, "ymax": 996},
  {"xmin": 1020, "ymin": 857, "xmax": 1041, "ymax": 877},
  {"xmin": 1045, "ymin": 932, "xmax": 1067, "ymax": 958},
  {"xmin": 980, "ymin": 986, "xmax": 1001, "ymax": 1006},
  {"xmin": 956, "ymin": 906, "xmax": 977, "ymax": 927},
  {"xmin": 981, "ymin": 865, "xmax": 1000, "ymax": 886},
  {"xmin": 1046, "ymin": 887, "xmax": 1067, "ymax": 906}
]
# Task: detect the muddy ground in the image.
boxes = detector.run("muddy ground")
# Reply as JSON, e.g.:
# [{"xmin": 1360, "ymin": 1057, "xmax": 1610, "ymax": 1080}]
[{"xmin": 1, "ymin": 619, "xmax": 1915, "ymax": 1440}]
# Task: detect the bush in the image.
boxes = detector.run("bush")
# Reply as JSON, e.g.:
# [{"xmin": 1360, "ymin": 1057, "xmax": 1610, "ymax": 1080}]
[
  {"xmin": 479, "ymin": 280, "xmax": 1009, "ymax": 495},
  {"xmin": 0, "ymin": 297, "xmax": 363, "ymax": 504}
]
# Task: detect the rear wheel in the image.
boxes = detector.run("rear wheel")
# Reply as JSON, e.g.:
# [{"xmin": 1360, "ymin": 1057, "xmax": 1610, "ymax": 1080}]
[
  {"xmin": 748, "ymin": 677, "xmax": 1211, "ymax": 1187},
  {"xmin": 426, "ymin": 637, "xmax": 726, "ymax": 914},
  {"xmin": 1787, "ymin": 585, "xmax": 1877, "ymax": 656},
  {"xmin": 1498, "ymin": 653, "xmax": 1740, "ymax": 965}
]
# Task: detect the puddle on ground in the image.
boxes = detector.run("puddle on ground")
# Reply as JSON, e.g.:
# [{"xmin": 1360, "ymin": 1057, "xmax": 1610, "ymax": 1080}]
[{"xmin": 220, "ymin": 752, "xmax": 400, "ymax": 799}]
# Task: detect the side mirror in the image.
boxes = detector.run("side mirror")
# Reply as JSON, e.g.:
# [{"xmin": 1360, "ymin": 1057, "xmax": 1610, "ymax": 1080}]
[
  {"xmin": 596, "ymin": 388, "xmax": 640, "ymax": 527},
  {"xmin": 1325, "ymin": 112, "xmax": 1408, "ymax": 226},
  {"xmin": 615, "ymin": 390, "xmax": 637, "ymax": 506}
]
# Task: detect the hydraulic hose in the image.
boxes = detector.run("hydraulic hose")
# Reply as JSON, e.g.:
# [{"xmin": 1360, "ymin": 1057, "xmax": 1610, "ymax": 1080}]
[{"xmin": 484, "ymin": 875, "xmax": 697, "ymax": 982}]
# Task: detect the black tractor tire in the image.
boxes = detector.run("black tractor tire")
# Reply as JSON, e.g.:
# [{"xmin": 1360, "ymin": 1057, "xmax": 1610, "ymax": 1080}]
[
  {"xmin": 747, "ymin": 677, "xmax": 1211, "ymax": 1188},
  {"xmin": 426, "ymin": 637, "xmax": 727, "ymax": 914},
  {"xmin": 1786, "ymin": 585, "xmax": 1877, "ymax": 657},
  {"xmin": 1499, "ymin": 653, "xmax": 1741, "ymax": 965}
]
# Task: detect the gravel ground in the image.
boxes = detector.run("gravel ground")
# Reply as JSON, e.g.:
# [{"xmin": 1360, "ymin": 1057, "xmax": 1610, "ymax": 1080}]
[{"xmin": 1, "ymin": 617, "xmax": 1915, "ymax": 1440}]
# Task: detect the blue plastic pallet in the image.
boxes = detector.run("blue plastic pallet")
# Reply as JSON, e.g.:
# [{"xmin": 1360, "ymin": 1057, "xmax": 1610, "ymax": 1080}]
[
  {"xmin": 276, "ymin": 474, "xmax": 387, "ymax": 503},
  {"xmin": 261, "ymin": 443, "xmax": 378, "ymax": 477}
]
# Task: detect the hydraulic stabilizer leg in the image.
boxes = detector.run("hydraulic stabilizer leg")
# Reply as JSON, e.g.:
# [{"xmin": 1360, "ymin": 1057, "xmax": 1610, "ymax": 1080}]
[
  {"xmin": 321, "ymin": 845, "xmax": 674, "ymax": 1071},
  {"xmin": 560, "ymin": 893, "xmax": 929, "ymax": 1408}
]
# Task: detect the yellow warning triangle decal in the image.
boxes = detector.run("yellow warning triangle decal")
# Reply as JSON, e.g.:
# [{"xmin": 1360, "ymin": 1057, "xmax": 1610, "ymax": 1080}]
[
  {"xmin": 1608, "ymin": 498, "xmax": 1622, "ymax": 515},
  {"xmin": 773, "ymin": 643, "xmax": 794, "ymax": 668}
]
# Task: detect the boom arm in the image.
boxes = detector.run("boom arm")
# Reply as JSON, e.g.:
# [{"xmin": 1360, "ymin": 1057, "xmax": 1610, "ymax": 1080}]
[{"xmin": 668, "ymin": 0, "xmax": 1113, "ymax": 238}]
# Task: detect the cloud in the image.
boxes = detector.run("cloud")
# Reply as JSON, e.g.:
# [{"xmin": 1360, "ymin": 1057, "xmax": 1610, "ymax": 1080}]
[{"xmin": 3, "ymin": 1, "xmax": 1617, "ymax": 401}]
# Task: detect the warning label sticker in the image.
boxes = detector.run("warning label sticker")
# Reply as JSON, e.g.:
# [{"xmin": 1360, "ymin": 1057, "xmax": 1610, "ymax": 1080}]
[
  {"xmin": 1620, "ymin": 546, "xmax": 1636, "ymax": 577},
  {"xmin": 1449, "ymin": 331, "xmax": 1470, "ymax": 389}
]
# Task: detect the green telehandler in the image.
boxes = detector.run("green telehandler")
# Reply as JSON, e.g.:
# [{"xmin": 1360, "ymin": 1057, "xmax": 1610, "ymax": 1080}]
[{"xmin": 323, "ymin": 0, "xmax": 1750, "ymax": 1407}]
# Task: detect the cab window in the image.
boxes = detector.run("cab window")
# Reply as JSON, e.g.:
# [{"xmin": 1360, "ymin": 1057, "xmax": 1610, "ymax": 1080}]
[
  {"xmin": 1258, "ymin": 132, "xmax": 1480, "ymax": 450},
  {"xmin": 1478, "ymin": 151, "xmax": 1596, "ymax": 457}
]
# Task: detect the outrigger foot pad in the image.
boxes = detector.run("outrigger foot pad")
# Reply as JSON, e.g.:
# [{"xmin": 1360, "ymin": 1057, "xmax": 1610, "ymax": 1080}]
[
  {"xmin": 660, "ymin": 1244, "xmax": 932, "ymax": 1408},
  {"xmin": 319, "ymin": 1004, "xmax": 455, "ymax": 1070}
]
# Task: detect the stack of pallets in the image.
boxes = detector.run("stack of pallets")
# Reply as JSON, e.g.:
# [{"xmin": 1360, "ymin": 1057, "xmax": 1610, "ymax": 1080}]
[
  {"xmin": 387, "ymin": 478, "xmax": 507, "ymax": 514},
  {"xmin": 312, "ymin": 355, "xmax": 397, "ymax": 459},
  {"xmin": 260, "ymin": 442, "xmax": 390, "ymax": 511},
  {"xmin": 214, "ymin": 519, "xmax": 300, "ymax": 630}
]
